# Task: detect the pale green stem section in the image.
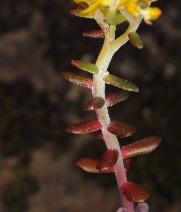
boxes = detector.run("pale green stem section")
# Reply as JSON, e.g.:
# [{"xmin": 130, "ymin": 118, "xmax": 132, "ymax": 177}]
[
  {"xmin": 92, "ymin": 9, "xmax": 144, "ymax": 211},
  {"xmin": 90, "ymin": 2, "xmax": 155, "ymax": 208},
  {"xmin": 92, "ymin": 25, "xmax": 134, "ymax": 212}
]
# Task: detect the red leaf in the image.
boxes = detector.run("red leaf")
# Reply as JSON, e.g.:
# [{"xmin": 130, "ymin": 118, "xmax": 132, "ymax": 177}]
[
  {"xmin": 96, "ymin": 149, "xmax": 119, "ymax": 172},
  {"xmin": 85, "ymin": 97, "xmax": 105, "ymax": 110},
  {"xmin": 60, "ymin": 71, "xmax": 93, "ymax": 89},
  {"xmin": 76, "ymin": 158, "xmax": 114, "ymax": 173},
  {"xmin": 77, "ymin": 3, "xmax": 88, "ymax": 10},
  {"xmin": 121, "ymin": 182, "xmax": 149, "ymax": 202},
  {"xmin": 106, "ymin": 91, "xmax": 129, "ymax": 107},
  {"xmin": 89, "ymin": 130, "xmax": 104, "ymax": 140},
  {"xmin": 107, "ymin": 121, "xmax": 136, "ymax": 138},
  {"xmin": 121, "ymin": 136, "xmax": 162, "ymax": 159},
  {"xmin": 83, "ymin": 30, "xmax": 104, "ymax": 38},
  {"xmin": 76, "ymin": 158, "xmax": 100, "ymax": 173},
  {"xmin": 66, "ymin": 120, "xmax": 102, "ymax": 134},
  {"xmin": 70, "ymin": 8, "xmax": 93, "ymax": 18}
]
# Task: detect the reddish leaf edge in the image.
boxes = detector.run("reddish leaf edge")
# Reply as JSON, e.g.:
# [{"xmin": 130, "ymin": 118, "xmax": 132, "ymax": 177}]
[
  {"xmin": 76, "ymin": 157, "xmax": 133, "ymax": 174},
  {"xmin": 83, "ymin": 30, "xmax": 105, "ymax": 38},
  {"xmin": 96, "ymin": 149, "xmax": 119, "ymax": 172},
  {"xmin": 76, "ymin": 157, "xmax": 114, "ymax": 173},
  {"xmin": 121, "ymin": 136, "xmax": 162, "ymax": 159},
  {"xmin": 66, "ymin": 120, "xmax": 102, "ymax": 134},
  {"xmin": 60, "ymin": 71, "xmax": 93, "ymax": 89},
  {"xmin": 121, "ymin": 181, "xmax": 149, "ymax": 203},
  {"xmin": 84, "ymin": 97, "xmax": 105, "ymax": 110},
  {"xmin": 107, "ymin": 121, "xmax": 136, "ymax": 138}
]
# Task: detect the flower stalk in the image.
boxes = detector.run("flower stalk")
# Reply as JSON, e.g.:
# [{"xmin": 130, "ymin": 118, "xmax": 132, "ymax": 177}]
[{"xmin": 93, "ymin": 24, "xmax": 135, "ymax": 212}]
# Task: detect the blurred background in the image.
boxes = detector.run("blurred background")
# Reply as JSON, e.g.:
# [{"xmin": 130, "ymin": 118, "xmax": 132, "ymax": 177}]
[{"xmin": 0, "ymin": 0, "xmax": 181, "ymax": 212}]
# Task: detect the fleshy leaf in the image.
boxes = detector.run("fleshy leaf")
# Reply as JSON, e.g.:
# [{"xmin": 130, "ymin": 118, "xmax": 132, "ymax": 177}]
[
  {"xmin": 77, "ymin": 3, "xmax": 88, "ymax": 10},
  {"xmin": 83, "ymin": 30, "xmax": 104, "ymax": 38},
  {"xmin": 76, "ymin": 158, "xmax": 114, "ymax": 173},
  {"xmin": 104, "ymin": 8, "xmax": 117, "ymax": 23},
  {"xmin": 128, "ymin": 32, "xmax": 143, "ymax": 49},
  {"xmin": 85, "ymin": 97, "xmax": 105, "ymax": 110},
  {"xmin": 107, "ymin": 121, "xmax": 136, "ymax": 138},
  {"xmin": 106, "ymin": 91, "xmax": 129, "ymax": 107},
  {"xmin": 121, "ymin": 136, "xmax": 162, "ymax": 159},
  {"xmin": 70, "ymin": 9, "xmax": 93, "ymax": 18},
  {"xmin": 123, "ymin": 158, "xmax": 132, "ymax": 176},
  {"xmin": 96, "ymin": 149, "xmax": 119, "ymax": 172},
  {"xmin": 76, "ymin": 158, "xmax": 100, "ymax": 173},
  {"xmin": 135, "ymin": 203, "xmax": 149, "ymax": 212},
  {"xmin": 89, "ymin": 130, "xmax": 104, "ymax": 140},
  {"xmin": 71, "ymin": 60, "xmax": 99, "ymax": 74},
  {"xmin": 104, "ymin": 74, "xmax": 139, "ymax": 92},
  {"xmin": 61, "ymin": 71, "xmax": 93, "ymax": 89},
  {"xmin": 121, "ymin": 182, "xmax": 149, "ymax": 202},
  {"xmin": 106, "ymin": 12, "xmax": 126, "ymax": 25},
  {"xmin": 66, "ymin": 120, "xmax": 102, "ymax": 134}
]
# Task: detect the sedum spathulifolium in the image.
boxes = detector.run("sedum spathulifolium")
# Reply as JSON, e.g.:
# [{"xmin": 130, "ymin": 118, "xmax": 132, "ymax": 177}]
[{"xmin": 61, "ymin": 1, "xmax": 162, "ymax": 211}]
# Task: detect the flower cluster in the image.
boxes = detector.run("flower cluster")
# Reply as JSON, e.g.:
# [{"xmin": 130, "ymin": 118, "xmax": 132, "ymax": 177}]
[{"xmin": 74, "ymin": 0, "xmax": 161, "ymax": 24}]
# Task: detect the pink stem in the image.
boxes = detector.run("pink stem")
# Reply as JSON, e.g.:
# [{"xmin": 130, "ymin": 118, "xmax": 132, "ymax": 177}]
[
  {"xmin": 93, "ymin": 86, "xmax": 134, "ymax": 212},
  {"xmin": 92, "ymin": 30, "xmax": 134, "ymax": 210}
]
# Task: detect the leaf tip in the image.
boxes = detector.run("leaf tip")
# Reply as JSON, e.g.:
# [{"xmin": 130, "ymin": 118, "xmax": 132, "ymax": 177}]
[
  {"xmin": 121, "ymin": 182, "xmax": 149, "ymax": 203},
  {"xmin": 96, "ymin": 149, "xmax": 119, "ymax": 172}
]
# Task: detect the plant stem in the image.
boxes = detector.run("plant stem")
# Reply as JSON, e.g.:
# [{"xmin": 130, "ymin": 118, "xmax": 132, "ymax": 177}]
[
  {"xmin": 92, "ymin": 25, "xmax": 135, "ymax": 212},
  {"xmin": 92, "ymin": 6, "xmax": 147, "ymax": 209}
]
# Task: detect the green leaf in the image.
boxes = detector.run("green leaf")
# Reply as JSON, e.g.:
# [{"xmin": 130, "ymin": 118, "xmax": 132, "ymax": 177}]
[
  {"xmin": 71, "ymin": 60, "xmax": 99, "ymax": 74},
  {"xmin": 104, "ymin": 74, "xmax": 139, "ymax": 92},
  {"xmin": 105, "ymin": 8, "xmax": 117, "ymax": 22},
  {"xmin": 106, "ymin": 12, "xmax": 126, "ymax": 25},
  {"xmin": 128, "ymin": 32, "xmax": 143, "ymax": 49}
]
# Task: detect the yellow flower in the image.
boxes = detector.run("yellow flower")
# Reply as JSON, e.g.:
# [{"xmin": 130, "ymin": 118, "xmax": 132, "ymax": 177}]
[
  {"xmin": 124, "ymin": 2, "xmax": 140, "ymax": 16},
  {"xmin": 73, "ymin": 0, "xmax": 162, "ymax": 23},
  {"xmin": 143, "ymin": 7, "xmax": 162, "ymax": 24},
  {"xmin": 118, "ymin": 0, "xmax": 162, "ymax": 23},
  {"xmin": 74, "ymin": 0, "xmax": 112, "ymax": 15}
]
